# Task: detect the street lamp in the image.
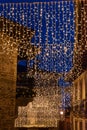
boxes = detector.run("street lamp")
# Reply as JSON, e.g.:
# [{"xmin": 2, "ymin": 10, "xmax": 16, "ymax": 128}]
[
  {"xmin": 60, "ymin": 111, "xmax": 64, "ymax": 115},
  {"xmin": 59, "ymin": 110, "xmax": 64, "ymax": 121}
]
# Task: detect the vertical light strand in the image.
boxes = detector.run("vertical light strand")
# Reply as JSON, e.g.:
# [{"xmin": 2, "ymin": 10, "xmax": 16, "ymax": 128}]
[
  {"xmin": 15, "ymin": 3, "xmax": 22, "ymax": 58},
  {"xmin": 71, "ymin": 0, "xmax": 75, "ymax": 67},
  {"xmin": 8, "ymin": 3, "xmax": 13, "ymax": 55},
  {"xmin": 27, "ymin": 3, "xmax": 31, "ymax": 61},
  {"xmin": 34, "ymin": 3, "xmax": 37, "ymax": 76},
  {"xmin": 1, "ymin": 4, "xmax": 5, "ymax": 50},
  {"xmin": 64, "ymin": 1, "xmax": 68, "ymax": 74},
  {"xmin": 47, "ymin": 2, "xmax": 50, "ymax": 72},
  {"xmin": 79, "ymin": 0, "xmax": 83, "ymax": 50},
  {"xmin": 42, "ymin": 2, "xmax": 46, "ymax": 71},
  {"xmin": 9, "ymin": 3, "xmax": 14, "ymax": 55},
  {"xmin": 16, "ymin": 3, "xmax": 19, "ymax": 56},
  {"xmin": 56, "ymin": 1, "xmax": 60, "ymax": 72},
  {"xmin": 27, "ymin": 3, "xmax": 32, "ymax": 75},
  {"xmin": 45, "ymin": 2, "xmax": 50, "ymax": 71},
  {"xmin": 25, "ymin": 3, "xmax": 28, "ymax": 57},
  {"xmin": 23, "ymin": 3, "xmax": 26, "ymax": 58},
  {"xmin": 85, "ymin": 0, "xmax": 87, "ymax": 47},
  {"xmin": 82, "ymin": 1, "xmax": 86, "ymax": 50},
  {"xmin": 35, "ymin": 3, "xmax": 40, "ymax": 76},
  {"xmin": 63, "ymin": 1, "xmax": 67, "ymax": 73},
  {"xmin": 31, "ymin": 3, "xmax": 35, "ymax": 75},
  {"xmin": 26, "ymin": 3, "xmax": 31, "ymax": 75},
  {"xmin": 39, "ymin": 2, "xmax": 43, "ymax": 69},
  {"xmin": 28, "ymin": 3, "xmax": 31, "ymax": 28},
  {"xmin": 0, "ymin": 3, "xmax": 3, "ymax": 39},
  {"xmin": 61, "ymin": 0, "xmax": 66, "ymax": 106},
  {"xmin": 54, "ymin": 2, "xmax": 57, "ymax": 73},
  {"xmin": 84, "ymin": 1, "xmax": 87, "ymax": 47},
  {"xmin": 64, "ymin": 1, "xmax": 68, "ymax": 75},
  {"xmin": 73, "ymin": 0, "xmax": 77, "ymax": 64},
  {"xmin": 4, "ymin": 4, "xmax": 8, "ymax": 53},
  {"xmin": 36, "ymin": 3, "xmax": 40, "ymax": 47},
  {"xmin": 20, "ymin": 3, "xmax": 24, "ymax": 58},
  {"xmin": 51, "ymin": 2, "xmax": 55, "ymax": 73},
  {"xmin": 59, "ymin": 2, "xmax": 63, "ymax": 72},
  {"xmin": 53, "ymin": 1, "xmax": 56, "ymax": 72},
  {"xmin": 34, "ymin": 3, "xmax": 37, "ymax": 46},
  {"xmin": 74, "ymin": 0, "xmax": 78, "ymax": 48}
]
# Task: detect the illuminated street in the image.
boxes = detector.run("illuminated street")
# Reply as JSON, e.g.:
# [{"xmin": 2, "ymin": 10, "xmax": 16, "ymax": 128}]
[{"xmin": 0, "ymin": 0, "xmax": 87, "ymax": 130}]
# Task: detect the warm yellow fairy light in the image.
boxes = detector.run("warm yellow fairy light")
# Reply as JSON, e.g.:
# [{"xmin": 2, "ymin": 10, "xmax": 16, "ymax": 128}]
[{"xmin": 1, "ymin": 0, "xmax": 85, "ymax": 127}]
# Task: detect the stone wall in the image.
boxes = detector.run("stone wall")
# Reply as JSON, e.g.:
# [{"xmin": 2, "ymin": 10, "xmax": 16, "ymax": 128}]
[{"xmin": 0, "ymin": 34, "xmax": 17, "ymax": 130}]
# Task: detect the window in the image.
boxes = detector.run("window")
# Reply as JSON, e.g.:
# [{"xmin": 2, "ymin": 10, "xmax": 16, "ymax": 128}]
[
  {"xmin": 85, "ymin": 74, "xmax": 87, "ymax": 98},
  {"xmin": 85, "ymin": 101, "xmax": 87, "ymax": 115},
  {"xmin": 75, "ymin": 83, "xmax": 78, "ymax": 100},
  {"xmin": 85, "ymin": 122, "xmax": 87, "ymax": 130},
  {"xmin": 79, "ymin": 121, "xmax": 82, "ymax": 130},
  {"xmin": 75, "ymin": 105, "xmax": 78, "ymax": 112},
  {"xmin": 79, "ymin": 79, "xmax": 82, "ymax": 100},
  {"xmin": 75, "ymin": 120, "xmax": 77, "ymax": 130}
]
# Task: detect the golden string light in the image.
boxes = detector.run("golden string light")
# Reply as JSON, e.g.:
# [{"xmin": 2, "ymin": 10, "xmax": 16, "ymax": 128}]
[
  {"xmin": 66, "ymin": 0, "xmax": 87, "ymax": 81},
  {"xmin": 14, "ymin": 1, "xmax": 75, "ymax": 127},
  {"xmin": 1, "ymin": 0, "xmax": 87, "ymax": 127}
]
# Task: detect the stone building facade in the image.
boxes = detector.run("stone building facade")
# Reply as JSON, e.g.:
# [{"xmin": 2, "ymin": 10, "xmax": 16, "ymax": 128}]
[
  {"xmin": 0, "ymin": 16, "xmax": 40, "ymax": 130},
  {"xmin": 0, "ymin": 33, "xmax": 17, "ymax": 130},
  {"xmin": 66, "ymin": 0, "xmax": 87, "ymax": 130},
  {"xmin": 71, "ymin": 71, "xmax": 87, "ymax": 130}
]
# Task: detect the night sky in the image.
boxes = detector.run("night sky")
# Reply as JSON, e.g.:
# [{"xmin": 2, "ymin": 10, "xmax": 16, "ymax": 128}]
[
  {"xmin": 0, "ymin": 0, "xmax": 66, "ymax": 3},
  {"xmin": 0, "ymin": 0, "xmax": 75, "ymax": 86}
]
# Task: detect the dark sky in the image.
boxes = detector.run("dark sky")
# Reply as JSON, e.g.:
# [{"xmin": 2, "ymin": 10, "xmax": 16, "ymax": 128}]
[
  {"xmin": 0, "ymin": 0, "xmax": 74, "ymax": 86},
  {"xmin": 0, "ymin": 0, "xmax": 63, "ymax": 3}
]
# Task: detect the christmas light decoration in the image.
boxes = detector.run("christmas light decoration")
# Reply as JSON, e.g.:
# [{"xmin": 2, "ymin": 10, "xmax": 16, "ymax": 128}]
[
  {"xmin": 66, "ymin": 0, "xmax": 87, "ymax": 81},
  {"xmin": 1, "ymin": 0, "xmax": 86, "ymax": 127}
]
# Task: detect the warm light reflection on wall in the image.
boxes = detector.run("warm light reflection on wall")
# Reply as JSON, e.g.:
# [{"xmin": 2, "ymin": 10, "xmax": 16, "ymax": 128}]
[{"xmin": 15, "ymin": 86, "xmax": 59, "ymax": 127}]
